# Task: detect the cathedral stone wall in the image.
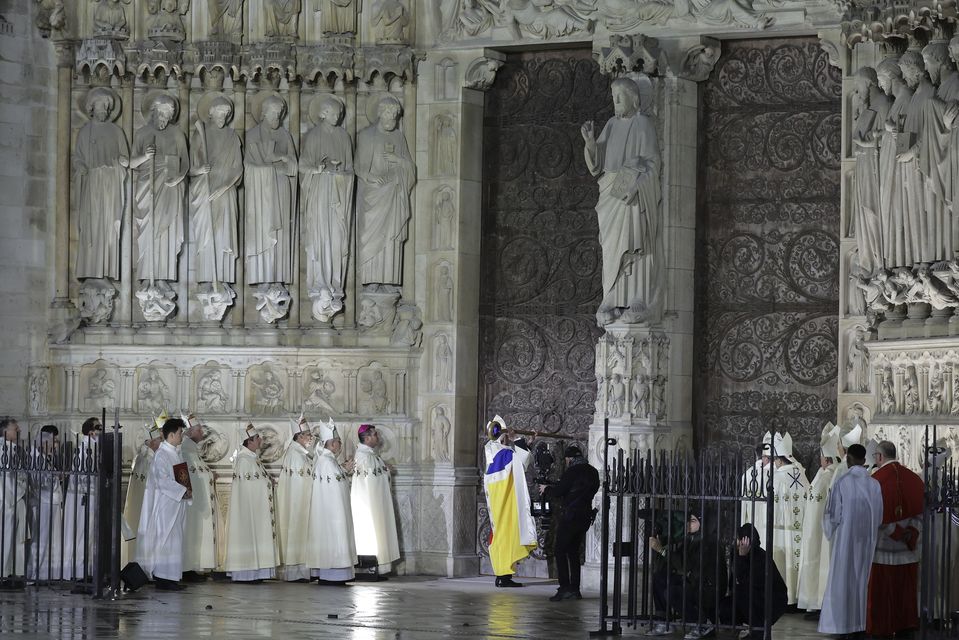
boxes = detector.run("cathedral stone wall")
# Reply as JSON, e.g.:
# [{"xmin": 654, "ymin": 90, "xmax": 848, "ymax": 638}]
[{"xmin": 0, "ymin": 3, "xmax": 57, "ymax": 414}]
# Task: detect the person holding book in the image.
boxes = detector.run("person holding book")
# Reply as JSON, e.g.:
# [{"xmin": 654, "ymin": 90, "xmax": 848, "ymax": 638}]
[{"xmin": 137, "ymin": 417, "xmax": 192, "ymax": 591}]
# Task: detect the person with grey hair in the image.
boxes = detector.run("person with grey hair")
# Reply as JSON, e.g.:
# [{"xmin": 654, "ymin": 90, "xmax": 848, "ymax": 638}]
[{"xmin": 867, "ymin": 440, "xmax": 924, "ymax": 637}]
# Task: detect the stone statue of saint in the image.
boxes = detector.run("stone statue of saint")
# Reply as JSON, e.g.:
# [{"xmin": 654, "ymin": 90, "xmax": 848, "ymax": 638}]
[
  {"xmin": 432, "ymin": 406, "xmax": 451, "ymax": 462},
  {"xmin": 130, "ymin": 92, "xmax": 189, "ymax": 283},
  {"xmin": 74, "ymin": 87, "xmax": 129, "ymax": 281},
  {"xmin": 265, "ymin": 0, "xmax": 300, "ymax": 38},
  {"xmin": 895, "ymin": 52, "xmax": 936, "ymax": 265},
  {"xmin": 356, "ymin": 95, "xmax": 416, "ymax": 288},
  {"xmin": 913, "ymin": 42, "xmax": 959, "ymax": 264},
  {"xmin": 300, "ymin": 95, "xmax": 355, "ymax": 322},
  {"xmin": 877, "ymin": 57, "xmax": 912, "ymax": 269},
  {"xmin": 190, "ymin": 93, "xmax": 242, "ymax": 285},
  {"xmin": 245, "ymin": 94, "xmax": 297, "ymax": 285},
  {"xmin": 372, "ymin": 0, "xmax": 409, "ymax": 43},
  {"xmin": 209, "ymin": 0, "xmax": 244, "ymax": 37},
  {"xmin": 147, "ymin": 0, "xmax": 188, "ymax": 41},
  {"xmin": 850, "ymin": 67, "xmax": 888, "ymax": 277},
  {"xmin": 93, "ymin": 0, "xmax": 129, "ymax": 36},
  {"xmin": 435, "ymin": 264, "xmax": 453, "ymax": 321},
  {"xmin": 582, "ymin": 75, "xmax": 663, "ymax": 326},
  {"xmin": 318, "ymin": 0, "xmax": 355, "ymax": 34},
  {"xmin": 433, "ymin": 334, "xmax": 452, "ymax": 392},
  {"xmin": 432, "ymin": 189, "xmax": 455, "ymax": 250},
  {"xmin": 846, "ymin": 328, "xmax": 869, "ymax": 393}
]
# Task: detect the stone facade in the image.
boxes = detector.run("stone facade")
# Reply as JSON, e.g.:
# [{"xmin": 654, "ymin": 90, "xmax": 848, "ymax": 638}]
[{"xmin": 7, "ymin": 0, "xmax": 925, "ymax": 581}]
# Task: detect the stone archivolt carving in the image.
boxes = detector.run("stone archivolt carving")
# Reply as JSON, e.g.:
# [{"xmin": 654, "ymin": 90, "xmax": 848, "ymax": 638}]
[
  {"xmin": 317, "ymin": 0, "xmax": 356, "ymax": 35},
  {"xmin": 266, "ymin": 0, "xmax": 301, "ymax": 39},
  {"xmin": 147, "ymin": 0, "xmax": 191, "ymax": 42},
  {"xmin": 301, "ymin": 94, "xmax": 354, "ymax": 323},
  {"xmin": 92, "ymin": 0, "xmax": 130, "ymax": 39},
  {"xmin": 208, "ymin": 0, "xmax": 244, "ymax": 38},
  {"xmin": 583, "ymin": 72, "xmax": 663, "ymax": 326},
  {"xmin": 356, "ymin": 94, "xmax": 415, "ymax": 290},
  {"xmin": 372, "ymin": 0, "xmax": 410, "ymax": 44}
]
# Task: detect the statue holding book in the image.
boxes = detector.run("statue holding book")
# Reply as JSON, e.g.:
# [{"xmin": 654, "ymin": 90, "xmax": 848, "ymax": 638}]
[{"xmin": 582, "ymin": 74, "xmax": 663, "ymax": 327}]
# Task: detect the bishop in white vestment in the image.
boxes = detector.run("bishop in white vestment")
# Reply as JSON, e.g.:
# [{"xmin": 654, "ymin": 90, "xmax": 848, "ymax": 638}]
[
  {"xmin": 136, "ymin": 418, "xmax": 191, "ymax": 589},
  {"xmin": 796, "ymin": 422, "xmax": 840, "ymax": 613},
  {"xmin": 122, "ymin": 425, "xmax": 161, "ymax": 565},
  {"xmin": 224, "ymin": 424, "xmax": 278, "ymax": 582},
  {"xmin": 308, "ymin": 420, "xmax": 357, "ymax": 582},
  {"xmin": 276, "ymin": 418, "xmax": 314, "ymax": 581},
  {"xmin": 180, "ymin": 415, "xmax": 220, "ymax": 575},
  {"xmin": 819, "ymin": 445, "xmax": 883, "ymax": 635},
  {"xmin": 350, "ymin": 425, "xmax": 400, "ymax": 573},
  {"xmin": 768, "ymin": 432, "xmax": 809, "ymax": 605}
]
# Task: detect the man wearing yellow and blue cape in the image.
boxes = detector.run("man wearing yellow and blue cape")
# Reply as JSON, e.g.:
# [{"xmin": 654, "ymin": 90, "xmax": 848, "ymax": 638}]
[{"xmin": 484, "ymin": 415, "xmax": 537, "ymax": 587}]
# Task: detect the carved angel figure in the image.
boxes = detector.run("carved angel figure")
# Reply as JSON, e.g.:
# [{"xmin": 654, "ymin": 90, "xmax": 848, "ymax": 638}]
[
  {"xmin": 916, "ymin": 265, "xmax": 959, "ymax": 309},
  {"xmin": 856, "ymin": 274, "xmax": 891, "ymax": 312}
]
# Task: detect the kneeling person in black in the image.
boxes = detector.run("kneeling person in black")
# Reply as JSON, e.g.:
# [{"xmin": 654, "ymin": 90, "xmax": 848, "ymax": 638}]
[{"xmin": 539, "ymin": 446, "xmax": 600, "ymax": 601}]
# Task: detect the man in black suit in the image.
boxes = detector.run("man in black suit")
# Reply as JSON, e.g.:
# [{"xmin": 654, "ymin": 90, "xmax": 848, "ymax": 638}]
[{"xmin": 539, "ymin": 445, "xmax": 600, "ymax": 601}]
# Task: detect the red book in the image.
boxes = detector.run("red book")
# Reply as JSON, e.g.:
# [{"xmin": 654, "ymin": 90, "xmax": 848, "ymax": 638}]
[{"xmin": 173, "ymin": 462, "xmax": 192, "ymax": 492}]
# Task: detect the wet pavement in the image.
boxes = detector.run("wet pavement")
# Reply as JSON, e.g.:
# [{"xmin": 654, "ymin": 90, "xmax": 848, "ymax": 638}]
[{"xmin": 0, "ymin": 577, "xmax": 823, "ymax": 639}]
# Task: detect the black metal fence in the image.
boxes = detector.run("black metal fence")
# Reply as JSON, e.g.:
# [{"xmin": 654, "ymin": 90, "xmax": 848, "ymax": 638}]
[
  {"xmin": 594, "ymin": 423, "xmax": 959, "ymax": 639},
  {"xmin": 0, "ymin": 411, "xmax": 122, "ymax": 598}
]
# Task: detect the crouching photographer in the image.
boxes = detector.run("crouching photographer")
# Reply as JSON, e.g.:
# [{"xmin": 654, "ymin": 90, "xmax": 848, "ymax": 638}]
[{"xmin": 646, "ymin": 509, "xmax": 726, "ymax": 640}]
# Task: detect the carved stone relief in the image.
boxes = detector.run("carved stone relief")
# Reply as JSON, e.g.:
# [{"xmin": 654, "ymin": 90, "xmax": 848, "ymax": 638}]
[
  {"xmin": 430, "ymin": 113, "xmax": 457, "ymax": 177},
  {"xmin": 431, "ymin": 404, "xmax": 452, "ymax": 462},
  {"xmin": 697, "ymin": 39, "xmax": 841, "ymax": 458},
  {"xmin": 371, "ymin": 0, "xmax": 409, "ymax": 44},
  {"xmin": 83, "ymin": 365, "xmax": 118, "ymax": 411},
  {"xmin": 265, "ymin": 0, "xmax": 300, "ymax": 39},
  {"xmin": 845, "ymin": 325, "xmax": 870, "ymax": 394},
  {"xmin": 431, "ymin": 185, "xmax": 456, "ymax": 250},
  {"xmin": 209, "ymin": 0, "xmax": 245, "ymax": 38},
  {"xmin": 871, "ymin": 348, "xmax": 959, "ymax": 419},
  {"xmin": 317, "ymin": 0, "xmax": 356, "ymax": 35},
  {"xmin": 195, "ymin": 366, "xmax": 231, "ymax": 413},
  {"xmin": 302, "ymin": 367, "xmax": 339, "ymax": 415},
  {"xmin": 434, "ymin": 57, "xmax": 458, "ymax": 101},
  {"xmin": 28, "ymin": 367, "xmax": 50, "ymax": 416},
  {"xmin": 248, "ymin": 364, "xmax": 286, "ymax": 414},
  {"xmin": 136, "ymin": 365, "xmax": 174, "ymax": 414},
  {"xmin": 432, "ymin": 261, "xmax": 454, "ymax": 323},
  {"xmin": 432, "ymin": 333, "xmax": 453, "ymax": 393},
  {"xmin": 147, "ymin": 0, "xmax": 190, "ymax": 42},
  {"xmin": 359, "ymin": 364, "xmax": 391, "ymax": 414}
]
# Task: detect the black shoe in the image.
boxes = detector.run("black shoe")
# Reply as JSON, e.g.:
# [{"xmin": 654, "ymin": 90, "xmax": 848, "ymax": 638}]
[
  {"xmin": 155, "ymin": 578, "xmax": 185, "ymax": 591},
  {"xmin": 803, "ymin": 610, "xmax": 820, "ymax": 621},
  {"xmin": 549, "ymin": 589, "xmax": 579, "ymax": 601},
  {"xmin": 495, "ymin": 576, "xmax": 524, "ymax": 588},
  {"xmin": 182, "ymin": 572, "xmax": 208, "ymax": 583}
]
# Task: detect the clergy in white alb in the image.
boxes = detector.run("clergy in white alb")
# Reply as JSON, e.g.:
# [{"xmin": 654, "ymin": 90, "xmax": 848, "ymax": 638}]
[
  {"xmin": 0, "ymin": 418, "xmax": 26, "ymax": 578},
  {"xmin": 180, "ymin": 414, "xmax": 221, "ymax": 575},
  {"xmin": 276, "ymin": 417, "xmax": 314, "ymax": 581},
  {"xmin": 122, "ymin": 424, "xmax": 162, "ymax": 565},
  {"xmin": 350, "ymin": 424, "xmax": 400, "ymax": 573},
  {"xmin": 768, "ymin": 431, "xmax": 810, "ymax": 605},
  {"xmin": 136, "ymin": 418, "xmax": 191, "ymax": 590},
  {"xmin": 818, "ymin": 444, "xmax": 883, "ymax": 636},
  {"xmin": 796, "ymin": 422, "xmax": 841, "ymax": 613},
  {"xmin": 29, "ymin": 425, "xmax": 63, "ymax": 580},
  {"xmin": 224, "ymin": 424, "xmax": 279, "ymax": 582},
  {"xmin": 63, "ymin": 417, "xmax": 101, "ymax": 580},
  {"xmin": 741, "ymin": 431, "xmax": 773, "ymax": 543},
  {"xmin": 307, "ymin": 419, "xmax": 357, "ymax": 582}
]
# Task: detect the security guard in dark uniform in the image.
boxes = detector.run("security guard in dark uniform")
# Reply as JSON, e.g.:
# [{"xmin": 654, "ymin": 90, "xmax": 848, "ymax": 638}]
[{"xmin": 539, "ymin": 445, "xmax": 600, "ymax": 601}]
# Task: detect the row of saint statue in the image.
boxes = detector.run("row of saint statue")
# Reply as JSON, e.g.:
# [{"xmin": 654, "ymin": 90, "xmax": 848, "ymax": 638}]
[
  {"xmin": 126, "ymin": 416, "xmax": 400, "ymax": 584},
  {"xmin": 75, "ymin": 86, "xmax": 415, "ymax": 323},
  {"xmin": 851, "ymin": 42, "xmax": 959, "ymax": 279}
]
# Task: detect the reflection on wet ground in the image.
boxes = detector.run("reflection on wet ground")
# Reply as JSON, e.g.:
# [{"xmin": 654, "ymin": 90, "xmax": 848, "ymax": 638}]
[{"xmin": 0, "ymin": 577, "xmax": 821, "ymax": 639}]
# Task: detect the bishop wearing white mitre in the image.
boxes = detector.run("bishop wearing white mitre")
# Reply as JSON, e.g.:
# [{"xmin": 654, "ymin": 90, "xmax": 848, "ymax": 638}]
[
  {"xmin": 276, "ymin": 417, "xmax": 314, "ymax": 581},
  {"xmin": 180, "ymin": 414, "xmax": 221, "ymax": 576},
  {"xmin": 224, "ymin": 424, "xmax": 278, "ymax": 582},
  {"xmin": 308, "ymin": 419, "xmax": 358, "ymax": 583}
]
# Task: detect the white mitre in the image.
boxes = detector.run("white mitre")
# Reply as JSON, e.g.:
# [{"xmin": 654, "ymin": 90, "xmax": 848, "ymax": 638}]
[
  {"xmin": 318, "ymin": 418, "xmax": 338, "ymax": 444},
  {"xmin": 820, "ymin": 421, "xmax": 840, "ymax": 459},
  {"xmin": 840, "ymin": 421, "xmax": 864, "ymax": 449}
]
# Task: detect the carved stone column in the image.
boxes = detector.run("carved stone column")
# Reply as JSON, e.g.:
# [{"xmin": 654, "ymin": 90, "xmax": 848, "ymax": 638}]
[{"xmin": 52, "ymin": 42, "xmax": 74, "ymax": 309}]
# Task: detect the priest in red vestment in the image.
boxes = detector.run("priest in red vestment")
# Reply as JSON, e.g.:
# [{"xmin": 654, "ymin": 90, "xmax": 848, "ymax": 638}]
[{"xmin": 867, "ymin": 440, "xmax": 924, "ymax": 637}]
